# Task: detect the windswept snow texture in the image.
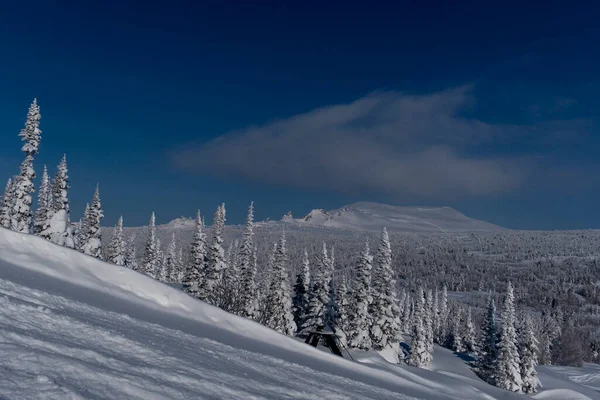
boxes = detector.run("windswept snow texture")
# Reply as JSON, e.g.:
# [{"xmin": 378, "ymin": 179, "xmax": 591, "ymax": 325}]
[
  {"xmin": 287, "ymin": 202, "xmax": 503, "ymax": 232},
  {"xmin": 0, "ymin": 227, "xmax": 591, "ymax": 400}
]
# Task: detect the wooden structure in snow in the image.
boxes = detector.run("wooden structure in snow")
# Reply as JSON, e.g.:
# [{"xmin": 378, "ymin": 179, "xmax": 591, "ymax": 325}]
[{"xmin": 304, "ymin": 326, "xmax": 344, "ymax": 357}]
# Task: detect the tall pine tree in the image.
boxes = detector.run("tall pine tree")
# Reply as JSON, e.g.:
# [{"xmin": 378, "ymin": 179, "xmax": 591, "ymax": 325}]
[
  {"xmin": 477, "ymin": 293, "xmax": 498, "ymax": 382},
  {"xmin": 11, "ymin": 99, "xmax": 42, "ymax": 234},
  {"xmin": 300, "ymin": 243, "xmax": 330, "ymax": 335},
  {"xmin": 33, "ymin": 165, "xmax": 52, "ymax": 235},
  {"xmin": 1, "ymin": 178, "xmax": 15, "ymax": 229},
  {"xmin": 348, "ymin": 241, "xmax": 373, "ymax": 349},
  {"xmin": 369, "ymin": 228, "xmax": 400, "ymax": 350},
  {"xmin": 80, "ymin": 185, "xmax": 104, "ymax": 258},
  {"xmin": 108, "ymin": 216, "xmax": 126, "ymax": 266},
  {"xmin": 184, "ymin": 210, "xmax": 207, "ymax": 297},
  {"xmin": 494, "ymin": 282, "xmax": 523, "ymax": 392},
  {"xmin": 518, "ymin": 316, "xmax": 540, "ymax": 394},
  {"xmin": 238, "ymin": 202, "xmax": 257, "ymax": 318},
  {"xmin": 292, "ymin": 248, "xmax": 310, "ymax": 329},
  {"xmin": 198, "ymin": 204, "xmax": 226, "ymax": 305},
  {"xmin": 141, "ymin": 212, "xmax": 160, "ymax": 278}
]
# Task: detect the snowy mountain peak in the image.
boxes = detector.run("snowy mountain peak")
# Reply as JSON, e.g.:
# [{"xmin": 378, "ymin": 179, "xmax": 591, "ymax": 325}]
[
  {"xmin": 164, "ymin": 217, "xmax": 195, "ymax": 229},
  {"xmin": 287, "ymin": 202, "xmax": 502, "ymax": 232}
]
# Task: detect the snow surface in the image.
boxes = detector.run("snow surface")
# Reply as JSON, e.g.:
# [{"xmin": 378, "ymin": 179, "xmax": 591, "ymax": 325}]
[
  {"xmin": 285, "ymin": 202, "xmax": 503, "ymax": 232},
  {"xmin": 0, "ymin": 227, "xmax": 595, "ymax": 399}
]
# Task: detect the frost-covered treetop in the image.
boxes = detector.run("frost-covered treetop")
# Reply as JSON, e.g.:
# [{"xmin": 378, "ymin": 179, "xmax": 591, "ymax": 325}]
[{"xmin": 18, "ymin": 98, "xmax": 42, "ymax": 156}]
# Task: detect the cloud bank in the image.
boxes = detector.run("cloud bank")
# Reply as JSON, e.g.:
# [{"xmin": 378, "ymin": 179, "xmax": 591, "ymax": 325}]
[{"xmin": 170, "ymin": 86, "xmax": 584, "ymax": 199}]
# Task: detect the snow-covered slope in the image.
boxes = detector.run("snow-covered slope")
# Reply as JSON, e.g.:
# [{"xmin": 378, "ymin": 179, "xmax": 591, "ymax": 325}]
[
  {"xmin": 286, "ymin": 202, "xmax": 503, "ymax": 232},
  {"xmin": 0, "ymin": 227, "xmax": 594, "ymax": 399}
]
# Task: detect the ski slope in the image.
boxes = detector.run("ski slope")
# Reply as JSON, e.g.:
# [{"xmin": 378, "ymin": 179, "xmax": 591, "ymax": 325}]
[{"xmin": 0, "ymin": 227, "xmax": 595, "ymax": 399}]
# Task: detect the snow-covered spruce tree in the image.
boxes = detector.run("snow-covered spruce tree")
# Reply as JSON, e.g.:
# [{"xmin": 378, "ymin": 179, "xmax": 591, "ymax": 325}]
[
  {"xmin": 221, "ymin": 238, "xmax": 241, "ymax": 312},
  {"xmin": 292, "ymin": 248, "xmax": 310, "ymax": 329},
  {"xmin": 77, "ymin": 203, "xmax": 90, "ymax": 248},
  {"xmin": 408, "ymin": 287, "xmax": 430, "ymax": 368},
  {"xmin": 436, "ymin": 285, "xmax": 449, "ymax": 344},
  {"xmin": 518, "ymin": 316, "xmax": 540, "ymax": 393},
  {"xmin": 42, "ymin": 155, "xmax": 75, "ymax": 247},
  {"xmin": 198, "ymin": 204, "xmax": 227, "ymax": 306},
  {"xmin": 369, "ymin": 228, "xmax": 400, "ymax": 351},
  {"xmin": 449, "ymin": 305, "xmax": 464, "ymax": 352},
  {"xmin": 80, "ymin": 185, "xmax": 104, "ymax": 259},
  {"xmin": 431, "ymin": 288, "xmax": 439, "ymax": 340},
  {"xmin": 125, "ymin": 234, "xmax": 138, "ymax": 270},
  {"xmin": 264, "ymin": 232, "xmax": 296, "ymax": 336},
  {"xmin": 476, "ymin": 293, "xmax": 498, "ymax": 383},
  {"xmin": 299, "ymin": 242, "xmax": 330, "ymax": 335},
  {"xmin": 156, "ymin": 238, "xmax": 164, "ymax": 278},
  {"xmin": 108, "ymin": 216, "xmax": 126, "ymax": 266},
  {"xmin": 11, "ymin": 99, "xmax": 42, "ymax": 234},
  {"xmin": 1, "ymin": 178, "xmax": 15, "ymax": 229},
  {"xmin": 184, "ymin": 210, "xmax": 207, "ymax": 297},
  {"xmin": 176, "ymin": 247, "xmax": 185, "ymax": 283},
  {"xmin": 141, "ymin": 212, "xmax": 160, "ymax": 278},
  {"xmin": 335, "ymin": 276, "xmax": 350, "ymax": 343},
  {"xmin": 348, "ymin": 241, "xmax": 373, "ymax": 349},
  {"xmin": 464, "ymin": 307, "xmax": 477, "ymax": 353},
  {"xmin": 325, "ymin": 257, "xmax": 339, "ymax": 330},
  {"xmin": 402, "ymin": 291, "xmax": 413, "ymax": 334},
  {"xmin": 494, "ymin": 282, "xmax": 523, "ymax": 392},
  {"xmin": 33, "ymin": 165, "xmax": 52, "ymax": 235},
  {"xmin": 238, "ymin": 202, "xmax": 257, "ymax": 318},
  {"xmin": 160, "ymin": 233, "xmax": 177, "ymax": 283},
  {"xmin": 424, "ymin": 289, "xmax": 434, "ymax": 362}
]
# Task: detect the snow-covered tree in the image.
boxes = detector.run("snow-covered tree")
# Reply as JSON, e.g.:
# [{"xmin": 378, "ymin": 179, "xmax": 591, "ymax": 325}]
[
  {"xmin": 292, "ymin": 248, "xmax": 310, "ymax": 329},
  {"xmin": 156, "ymin": 237, "xmax": 164, "ymax": 278},
  {"xmin": 1, "ymin": 178, "xmax": 15, "ymax": 229},
  {"xmin": 348, "ymin": 241, "xmax": 373, "ymax": 349},
  {"xmin": 264, "ymin": 232, "xmax": 296, "ymax": 336},
  {"xmin": 424, "ymin": 289, "xmax": 434, "ymax": 361},
  {"xmin": 198, "ymin": 204, "xmax": 227, "ymax": 305},
  {"xmin": 108, "ymin": 216, "xmax": 126, "ymax": 266},
  {"xmin": 33, "ymin": 165, "xmax": 52, "ymax": 235},
  {"xmin": 184, "ymin": 210, "xmax": 207, "ymax": 297},
  {"xmin": 401, "ymin": 291, "xmax": 413, "ymax": 334},
  {"xmin": 494, "ymin": 282, "xmax": 523, "ymax": 392},
  {"xmin": 436, "ymin": 285, "xmax": 448, "ymax": 344},
  {"xmin": 408, "ymin": 287, "xmax": 431, "ymax": 368},
  {"xmin": 238, "ymin": 202, "xmax": 257, "ymax": 318},
  {"xmin": 141, "ymin": 212, "xmax": 160, "ymax": 278},
  {"xmin": 464, "ymin": 306, "xmax": 477, "ymax": 353},
  {"xmin": 42, "ymin": 155, "xmax": 75, "ymax": 247},
  {"xmin": 518, "ymin": 316, "xmax": 540, "ymax": 393},
  {"xmin": 79, "ymin": 185, "xmax": 103, "ymax": 259},
  {"xmin": 449, "ymin": 305, "xmax": 464, "ymax": 352},
  {"xmin": 369, "ymin": 228, "xmax": 400, "ymax": 350},
  {"xmin": 160, "ymin": 233, "xmax": 177, "ymax": 282},
  {"xmin": 221, "ymin": 237, "xmax": 241, "ymax": 312},
  {"xmin": 125, "ymin": 234, "xmax": 138, "ymax": 270},
  {"xmin": 336, "ymin": 276, "xmax": 350, "ymax": 343},
  {"xmin": 11, "ymin": 99, "xmax": 42, "ymax": 233},
  {"xmin": 300, "ymin": 242, "xmax": 330, "ymax": 335},
  {"xmin": 477, "ymin": 293, "xmax": 498, "ymax": 382}
]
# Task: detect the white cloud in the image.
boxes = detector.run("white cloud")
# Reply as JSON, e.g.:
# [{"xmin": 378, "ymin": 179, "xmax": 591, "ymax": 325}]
[{"xmin": 169, "ymin": 86, "xmax": 560, "ymax": 198}]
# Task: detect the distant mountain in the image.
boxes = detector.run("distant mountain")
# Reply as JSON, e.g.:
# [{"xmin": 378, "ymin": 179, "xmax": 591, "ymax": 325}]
[{"xmin": 281, "ymin": 202, "xmax": 503, "ymax": 232}]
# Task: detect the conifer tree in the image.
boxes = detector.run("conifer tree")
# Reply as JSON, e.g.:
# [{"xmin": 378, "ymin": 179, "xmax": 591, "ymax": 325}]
[
  {"xmin": 300, "ymin": 243, "xmax": 330, "ymax": 335},
  {"xmin": 141, "ymin": 212, "xmax": 160, "ymax": 278},
  {"xmin": 198, "ymin": 204, "xmax": 226, "ymax": 305},
  {"xmin": 156, "ymin": 237, "xmax": 164, "ymax": 278},
  {"xmin": 238, "ymin": 202, "xmax": 257, "ymax": 318},
  {"xmin": 402, "ymin": 292, "xmax": 413, "ymax": 334},
  {"xmin": 436, "ymin": 285, "xmax": 449, "ymax": 344},
  {"xmin": 464, "ymin": 307, "xmax": 478, "ymax": 353},
  {"xmin": 11, "ymin": 99, "xmax": 42, "ymax": 234},
  {"xmin": 348, "ymin": 241, "xmax": 373, "ymax": 349},
  {"xmin": 264, "ymin": 232, "xmax": 296, "ymax": 336},
  {"xmin": 1, "ymin": 178, "xmax": 15, "ymax": 229},
  {"xmin": 336, "ymin": 276, "xmax": 350, "ymax": 341},
  {"xmin": 494, "ymin": 282, "xmax": 523, "ymax": 392},
  {"xmin": 518, "ymin": 316, "xmax": 541, "ymax": 394},
  {"xmin": 431, "ymin": 288, "xmax": 440, "ymax": 340},
  {"xmin": 221, "ymin": 238, "xmax": 240, "ymax": 311},
  {"xmin": 184, "ymin": 210, "xmax": 207, "ymax": 296},
  {"xmin": 108, "ymin": 216, "xmax": 126, "ymax": 266},
  {"xmin": 125, "ymin": 234, "xmax": 138, "ymax": 270},
  {"xmin": 292, "ymin": 248, "xmax": 310, "ymax": 329},
  {"xmin": 424, "ymin": 289, "xmax": 434, "ymax": 362},
  {"xmin": 408, "ymin": 287, "xmax": 430, "ymax": 368},
  {"xmin": 176, "ymin": 247, "xmax": 185, "ymax": 283},
  {"xmin": 43, "ymin": 155, "xmax": 75, "ymax": 247},
  {"xmin": 80, "ymin": 185, "xmax": 104, "ymax": 259},
  {"xmin": 477, "ymin": 293, "xmax": 498, "ymax": 382},
  {"xmin": 369, "ymin": 228, "xmax": 400, "ymax": 350},
  {"xmin": 33, "ymin": 165, "xmax": 52, "ymax": 235},
  {"xmin": 449, "ymin": 305, "xmax": 465, "ymax": 352},
  {"xmin": 161, "ymin": 233, "xmax": 177, "ymax": 282}
]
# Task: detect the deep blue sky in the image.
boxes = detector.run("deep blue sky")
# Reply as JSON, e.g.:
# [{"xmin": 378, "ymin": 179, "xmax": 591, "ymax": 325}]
[{"xmin": 0, "ymin": 1, "xmax": 598, "ymax": 229}]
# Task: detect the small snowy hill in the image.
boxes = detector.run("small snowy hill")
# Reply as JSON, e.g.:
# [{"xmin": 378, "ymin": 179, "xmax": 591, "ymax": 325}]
[
  {"xmin": 285, "ymin": 202, "xmax": 503, "ymax": 232},
  {"xmin": 0, "ymin": 227, "xmax": 595, "ymax": 399}
]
